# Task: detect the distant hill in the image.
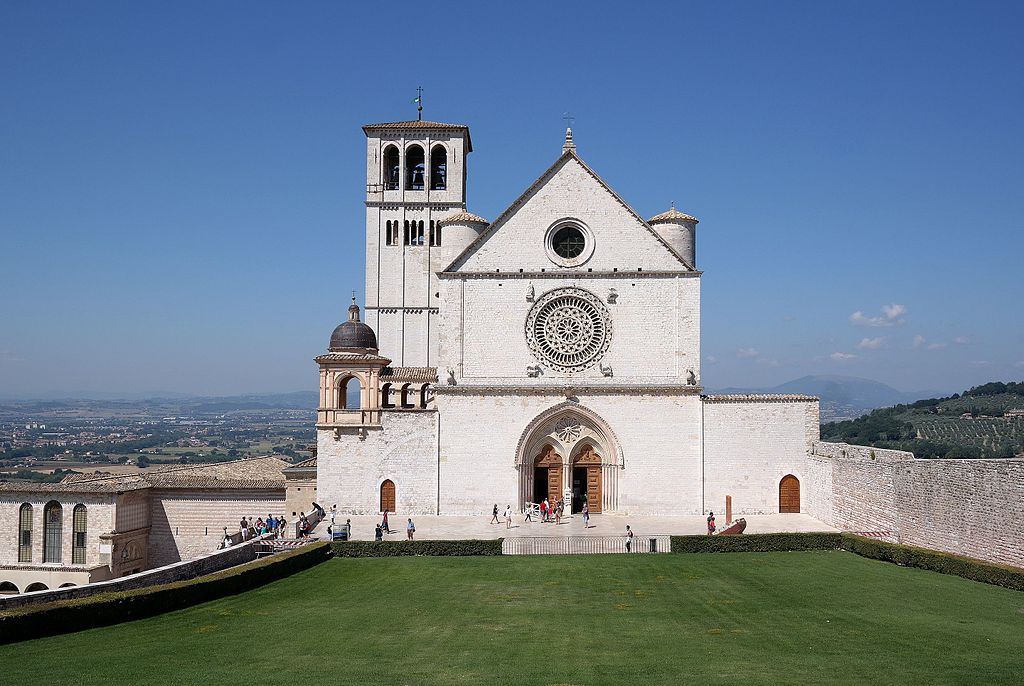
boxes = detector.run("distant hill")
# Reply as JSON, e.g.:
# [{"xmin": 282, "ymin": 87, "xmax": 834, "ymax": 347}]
[
  {"xmin": 820, "ymin": 381, "xmax": 1024, "ymax": 458},
  {"xmin": 714, "ymin": 375, "xmax": 941, "ymax": 421}
]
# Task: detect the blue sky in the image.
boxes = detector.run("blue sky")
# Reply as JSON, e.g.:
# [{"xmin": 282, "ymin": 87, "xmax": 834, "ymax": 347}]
[{"xmin": 1, "ymin": 1, "xmax": 1022, "ymax": 397}]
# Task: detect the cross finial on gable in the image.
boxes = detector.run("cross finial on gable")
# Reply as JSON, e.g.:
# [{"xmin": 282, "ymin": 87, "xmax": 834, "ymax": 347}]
[{"xmin": 562, "ymin": 112, "xmax": 577, "ymax": 153}]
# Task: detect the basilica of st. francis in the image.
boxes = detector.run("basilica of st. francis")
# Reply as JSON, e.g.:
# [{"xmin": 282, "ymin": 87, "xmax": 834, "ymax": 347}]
[{"xmin": 315, "ymin": 118, "xmax": 817, "ymax": 517}]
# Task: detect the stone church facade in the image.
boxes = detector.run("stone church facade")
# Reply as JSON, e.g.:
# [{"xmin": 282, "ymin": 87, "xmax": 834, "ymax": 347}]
[{"xmin": 316, "ymin": 119, "xmax": 818, "ymax": 517}]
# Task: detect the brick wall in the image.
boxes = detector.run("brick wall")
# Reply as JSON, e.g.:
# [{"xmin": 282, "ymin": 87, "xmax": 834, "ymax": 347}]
[
  {"xmin": 147, "ymin": 489, "xmax": 285, "ymax": 567},
  {"xmin": 703, "ymin": 398, "xmax": 818, "ymax": 515},
  {"xmin": 807, "ymin": 441, "xmax": 1024, "ymax": 567}
]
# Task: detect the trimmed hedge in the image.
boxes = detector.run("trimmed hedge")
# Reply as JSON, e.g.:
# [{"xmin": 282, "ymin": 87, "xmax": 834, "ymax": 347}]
[
  {"xmin": 840, "ymin": 534, "xmax": 1024, "ymax": 591},
  {"xmin": 331, "ymin": 539, "xmax": 502, "ymax": 557},
  {"xmin": 671, "ymin": 532, "xmax": 842, "ymax": 553},
  {"xmin": 0, "ymin": 541, "xmax": 332, "ymax": 645}
]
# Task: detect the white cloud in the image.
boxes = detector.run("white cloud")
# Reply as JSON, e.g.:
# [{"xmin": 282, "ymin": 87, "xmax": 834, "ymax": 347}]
[
  {"xmin": 705, "ymin": 355, "xmax": 719, "ymax": 364},
  {"xmin": 850, "ymin": 303, "xmax": 907, "ymax": 327},
  {"xmin": 927, "ymin": 342, "xmax": 947, "ymax": 350},
  {"xmin": 881, "ymin": 303, "xmax": 906, "ymax": 320},
  {"xmin": 969, "ymin": 360, "xmax": 990, "ymax": 367},
  {"xmin": 830, "ymin": 352, "xmax": 857, "ymax": 361},
  {"xmin": 953, "ymin": 336, "xmax": 971, "ymax": 345},
  {"xmin": 912, "ymin": 335, "xmax": 925, "ymax": 348},
  {"xmin": 857, "ymin": 337, "xmax": 886, "ymax": 350},
  {"xmin": 737, "ymin": 347, "xmax": 760, "ymax": 358}
]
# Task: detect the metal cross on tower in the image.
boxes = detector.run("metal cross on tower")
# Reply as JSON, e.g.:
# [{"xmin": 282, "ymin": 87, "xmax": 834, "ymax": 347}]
[
  {"xmin": 416, "ymin": 86, "xmax": 424, "ymax": 121},
  {"xmin": 562, "ymin": 111, "xmax": 575, "ymax": 128}
]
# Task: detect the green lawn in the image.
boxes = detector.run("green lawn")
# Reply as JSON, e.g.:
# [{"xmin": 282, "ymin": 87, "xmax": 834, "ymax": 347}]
[{"xmin": 3, "ymin": 552, "xmax": 1023, "ymax": 685}]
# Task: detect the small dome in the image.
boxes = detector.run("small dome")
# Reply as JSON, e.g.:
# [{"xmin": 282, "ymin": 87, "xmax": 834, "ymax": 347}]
[
  {"xmin": 438, "ymin": 211, "xmax": 488, "ymax": 227},
  {"xmin": 329, "ymin": 301, "xmax": 378, "ymax": 352},
  {"xmin": 648, "ymin": 207, "xmax": 699, "ymax": 224}
]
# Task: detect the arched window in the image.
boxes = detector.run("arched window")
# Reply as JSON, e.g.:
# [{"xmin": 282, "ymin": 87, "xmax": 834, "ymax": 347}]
[
  {"xmin": 406, "ymin": 145, "xmax": 425, "ymax": 190},
  {"xmin": 430, "ymin": 145, "xmax": 447, "ymax": 190},
  {"xmin": 382, "ymin": 145, "xmax": 400, "ymax": 190},
  {"xmin": 338, "ymin": 376, "xmax": 363, "ymax": 410},
  {"xmin": 385, "ymin": 220, "xmax": 395, "ymax": 246},
  {"xmin": 404, "ymin": 220, "xmax": 412, "ymax": 246},
  {"xmin": 419, "ymin": 384, "xmax": 431, "ymax": 408},
  {"xmin": 400, "ymin": 383, "xmax": 415, "ymax": 409},
  {"xmin": 417, "ymin": 220, "xmax": 425, "ymax": 246},
  {"xmin": 429, "ymin": 220, "xmax": 439, "ymax": 247},
  {"xmin": 25, "ymin": 582, "xmax": 48, "ymax": 593},
  {"xmin": 43, "ymin": 501, "xmax": 62, "ymax": 563},
  {"xmin": 18, "ymin": 504, "xmax": 32, "ymax": 563},
  {"xmin": 0, "ymin": 581, "xmax": 18, "ymax": 595},
  {"xmin": 381, "ymin": 382, "xmax": 394, "ymax": 409},
  {"xmin": 72, "ymin": 504, "xmax": 87, "ymax": 565}
]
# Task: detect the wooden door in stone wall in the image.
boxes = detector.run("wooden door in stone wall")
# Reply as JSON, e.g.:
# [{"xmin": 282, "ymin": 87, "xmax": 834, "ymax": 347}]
[
  {"xmin": 779, "ymin": 475, "xmax": 800, "ymax": 513},
  {"xmin": 380, "ymin": 479, "xmax": 396, "ymax": 513},
  {"xmin": 536, "ymin": 445, "xmax": 562, "ymax": 505},
  {"xmin": 575, "ymin": 446, "xmax": 603, "ymax": 513}
]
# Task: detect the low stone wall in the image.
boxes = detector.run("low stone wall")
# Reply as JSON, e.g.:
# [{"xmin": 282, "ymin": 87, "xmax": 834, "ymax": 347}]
[
  {"xmin": 807, "ymin": 441, "xmax": 1024, "ymax": 568},
  {"xmin": 0, "ymin": 534, "xmax": 271, "ymax": 611}
]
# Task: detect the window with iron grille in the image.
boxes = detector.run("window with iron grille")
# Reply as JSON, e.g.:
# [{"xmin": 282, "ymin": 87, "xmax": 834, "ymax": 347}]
[
  {"xmin": 18, "ymin": 503, "xmax": 32, "ymax": 563},
  {"xmin": 73, "ymin": 504, "xmax": 88, "ymax": 565}
]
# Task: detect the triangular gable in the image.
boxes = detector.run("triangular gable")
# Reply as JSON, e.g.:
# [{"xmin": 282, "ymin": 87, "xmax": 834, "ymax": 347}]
[{"xmin": 444, "ymin": 150, "xmax": 696, "ymax": 273}]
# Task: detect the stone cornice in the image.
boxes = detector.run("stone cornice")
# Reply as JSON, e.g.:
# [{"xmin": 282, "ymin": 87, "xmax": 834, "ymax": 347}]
[
  {"xmin": 437, "ymin": 270, "xmax": 702, "ymax": 280},
  {"xmin": 365, "ymin": 201, "xmax": 466, "ymax": 209},
  {"xmin": 701, "ymin": 394, "xmax": 818, "ymax": 403},
  {"xmin": 434, "ymin": 384, "xmax": 704, "ymax": 396}
]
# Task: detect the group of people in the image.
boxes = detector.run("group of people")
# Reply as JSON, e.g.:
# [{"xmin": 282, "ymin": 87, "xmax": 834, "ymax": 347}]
[
  {"xmin": 242, "ymin": 514, "xmax": 287, "ymax": 539},
  {"xmin": 539, "ymin": 497, "xmax": 565, "ymax": 524}
]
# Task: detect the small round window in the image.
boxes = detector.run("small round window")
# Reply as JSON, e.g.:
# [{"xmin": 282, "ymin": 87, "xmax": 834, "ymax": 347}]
[
  {"xmin": 545, "ymin": 220, "xmax": 594, "ymax": 267},
  {"xmin": 552, "ymin": 226, "xmax": 586, "ymax": 259}
]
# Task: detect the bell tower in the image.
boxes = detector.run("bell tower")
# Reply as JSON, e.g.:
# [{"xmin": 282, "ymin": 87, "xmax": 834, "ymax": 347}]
[{"xmin": 362, "ymin": 119, "xmax": 473, "ymax": 367}]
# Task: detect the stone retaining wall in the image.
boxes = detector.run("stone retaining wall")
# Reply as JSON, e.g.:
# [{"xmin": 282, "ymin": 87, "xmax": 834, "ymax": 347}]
[
  {"xmin": 807, "ymin": 441, "xmax": 1024, "ymax": 568},
  {"xmin": 0, "ymin": 534, "xmax": 271, "ymax": 611}
]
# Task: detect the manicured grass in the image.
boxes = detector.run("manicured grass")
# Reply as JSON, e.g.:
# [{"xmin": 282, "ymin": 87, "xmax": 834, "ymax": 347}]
[{"xmin": 3, "ymin": 552, "xmax": 1023, "ymax": 685}]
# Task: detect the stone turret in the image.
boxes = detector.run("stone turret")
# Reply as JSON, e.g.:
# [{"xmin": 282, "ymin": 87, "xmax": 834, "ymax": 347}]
[
  {"xmin": 437, "ymin": 210, "xmax": 489, "ymax": 269},
  {"xmin": 648, "ymin": 206, "xmax": 699, "ymax": 268}
]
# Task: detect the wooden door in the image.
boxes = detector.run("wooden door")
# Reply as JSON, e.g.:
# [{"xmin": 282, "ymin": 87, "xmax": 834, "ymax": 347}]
[
  {"xmin": 548, "ymin": 468, "xmax": 562, "ymax": 505},
  {"xmin": 535, "ymin": 445, "xmax": 563, "ymax": 506},
  {"xmin": 586, "ymin": 466, "xmax": 602, "ymax": 513},
  {"xmin": 779, "ymin": 475, "xmax": 800, "ymax": 513},
  {"xmin": 380, "ymin": 479, "xmax": 396, "ymax": 513},
  {"xmin": 575, "ymin": 446, "xmax": 603, "ymax": 513}
]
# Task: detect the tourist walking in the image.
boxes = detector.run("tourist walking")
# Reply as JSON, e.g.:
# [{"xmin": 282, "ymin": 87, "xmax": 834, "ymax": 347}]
[
  {"xmin": 504, "ymin": 505, "xmax": 512, "ymax": 529},
  {"xmin": 491, "ymin": 503, "xmax": 500, "ymax": 524},
  {"xmin": 382, "ymin": 509, "xmax": 391, "ymax": 533},
  {"xmin": 625, "ymin": 525, "xmax": 634, "ymax": 552},
  {"xmin": 542, "ymin": 498, "xmax": 550, "ymax": 522},
  {"xmin": 407, "ymin": 518, "xmax": 416, "ymax": 540},
  {"xmin": 582, "ymin": 502, "xmax": 590, "ymax": 528},
  {"xmin": 330, "ymin": 504, "xmax": 337, "ymax": 527},
  {"xmin": 375, "ymin": 524, "xmax": 383, "ymax": 542},
  {"xmin": 707, "ymin": 511, "xmax": 716, "ymax": 535},
  {"xmin": 554, "ymin": 500, "xmax": 562, "ymax": 525},
  {"xmin": 279, "ymin": 516, "xmax": 287, "ymax": 538},
  {"xmin": 524, "ymin": 505, "xmax": 533, "ymax": 522}
]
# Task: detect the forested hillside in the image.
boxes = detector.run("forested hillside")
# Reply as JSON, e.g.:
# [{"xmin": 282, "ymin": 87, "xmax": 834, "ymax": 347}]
[{"xmin": 820, "ymin": 382, "xmax": 1024, "ymax": 458}]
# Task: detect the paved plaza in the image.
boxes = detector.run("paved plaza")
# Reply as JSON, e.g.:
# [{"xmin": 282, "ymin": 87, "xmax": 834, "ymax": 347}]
[{"xmin": 317, "ymin": 512, "xmax": 837, "ymax": 542}]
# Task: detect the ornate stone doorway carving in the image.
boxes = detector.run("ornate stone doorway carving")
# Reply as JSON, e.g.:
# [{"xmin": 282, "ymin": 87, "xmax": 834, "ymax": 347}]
[{"xmin": 516, "ymin": 403, "xmax": 621, "ymax": 513}]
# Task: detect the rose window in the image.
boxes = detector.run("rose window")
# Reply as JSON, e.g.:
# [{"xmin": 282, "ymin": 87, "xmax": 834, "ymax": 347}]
[{"xmin": 525, "ymin": 287, "xmax": 612, "ymax": 372}]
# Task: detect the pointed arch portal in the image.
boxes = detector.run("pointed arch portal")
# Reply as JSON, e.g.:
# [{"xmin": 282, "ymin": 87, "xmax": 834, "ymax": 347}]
[{"xmin": 516, "ymin": 402, "xmax": 621, "ymax": 513}]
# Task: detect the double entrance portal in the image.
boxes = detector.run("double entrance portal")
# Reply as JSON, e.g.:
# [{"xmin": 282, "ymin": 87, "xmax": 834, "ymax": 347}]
[{"xmin": 533, "ymin": 444, "xmax": 602, "ymax": 513}]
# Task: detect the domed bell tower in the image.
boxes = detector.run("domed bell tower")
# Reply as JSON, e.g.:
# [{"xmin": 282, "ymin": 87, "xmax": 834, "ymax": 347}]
[{"xmin": 362, "ymin": 118, "xmax": 474, "ymax": 368}]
